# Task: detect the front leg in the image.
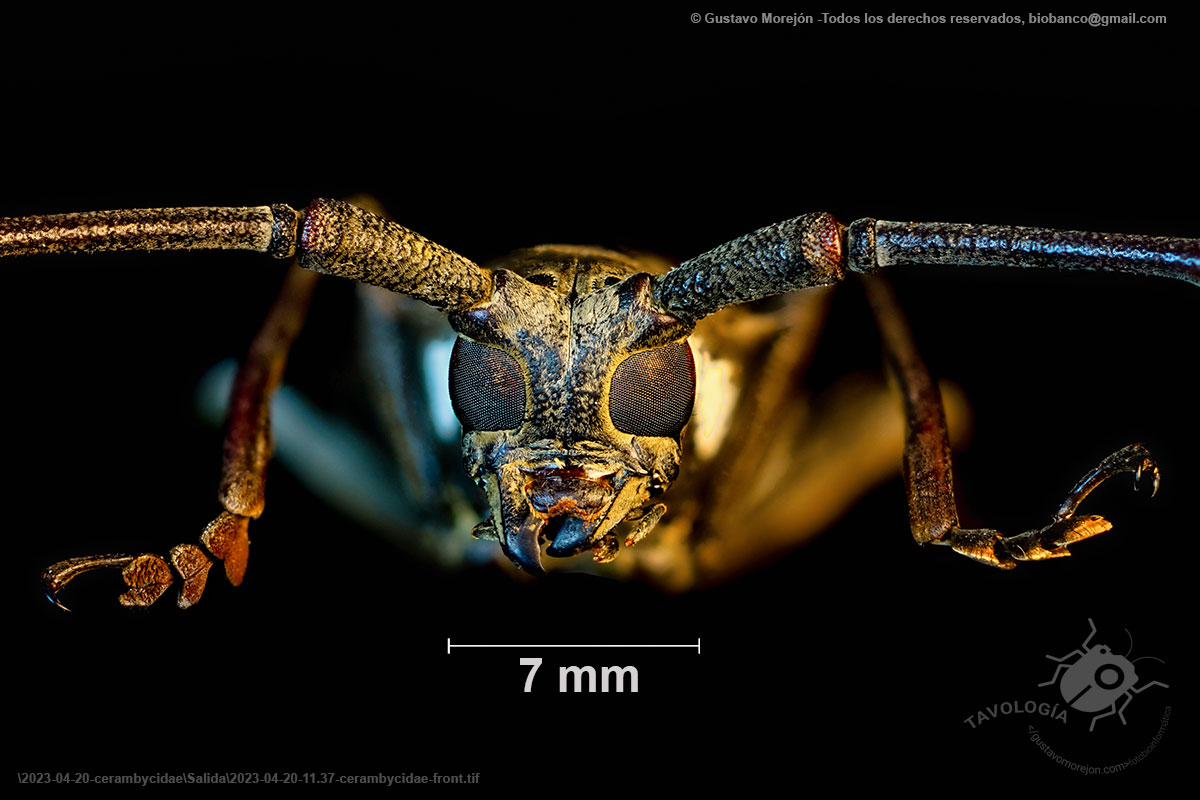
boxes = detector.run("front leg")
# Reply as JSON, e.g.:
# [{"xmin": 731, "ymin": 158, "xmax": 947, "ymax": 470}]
[
  {"xmin": 42, "ymin": 263, "xmax": 318, "ymax": 609},
  {"xmin": 861, "ymin": 274, "xmax": 1158, "ymax": 569}
]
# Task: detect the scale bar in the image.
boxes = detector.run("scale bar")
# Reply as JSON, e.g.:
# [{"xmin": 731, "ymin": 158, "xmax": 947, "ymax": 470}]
[{"xmin": 448, "ymin": 638, "xmax": 700, "ymax": 654}]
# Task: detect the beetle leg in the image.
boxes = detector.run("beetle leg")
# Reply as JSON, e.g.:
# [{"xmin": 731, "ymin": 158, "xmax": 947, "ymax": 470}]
[
  {"xmin": 694, "ymin": 289, "xmax": 834, "ymax": 539},
  {"xmin": 42, "ymin": 263, "xmax": 318, "ymax": 610},
  {"xmin": 1088, "ymin": 680, "xmax": 1168, "ymax": 731},
  {"xmin": 625, "ymin": 288, "xmax": 967, "ymax": 589},
  {"xmin": 1090, "ymin": 693, "xmax": 1135, "ymax": 731},
  {"xmin": 861, "ymin": 274, "xmax": 1157, "ymax": 568},
  {"xmin": 625, "ymin": 504, "xmax": 667, "ymax": 548},
  {"xmin": 1057, "ymin": 619, "xmax": 1096, "ymax": 653},
  {"xmin": 1037, "ymin": 655, "xmax": 1085, "ymax": 688}
]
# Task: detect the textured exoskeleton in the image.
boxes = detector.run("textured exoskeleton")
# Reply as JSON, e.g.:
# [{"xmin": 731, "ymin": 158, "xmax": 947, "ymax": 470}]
[{"xmin": 2, "ymin": 198, "xmax": 1196, "ymax": 607}]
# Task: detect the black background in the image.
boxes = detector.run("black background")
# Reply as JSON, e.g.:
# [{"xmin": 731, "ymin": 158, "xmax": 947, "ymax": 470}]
[{"xmin": 6, "ymin": 11, "xmax": 1194, "ymax": 787}]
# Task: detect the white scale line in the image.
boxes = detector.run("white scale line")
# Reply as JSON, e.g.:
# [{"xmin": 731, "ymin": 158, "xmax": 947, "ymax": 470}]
[{"xmin": 447, "ymin": 638, "xmax": 700, "ymax": 654}]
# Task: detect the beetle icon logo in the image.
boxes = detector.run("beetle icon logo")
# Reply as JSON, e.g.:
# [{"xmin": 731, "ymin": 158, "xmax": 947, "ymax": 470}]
[{"xmin": 1040, "ymin": 619, "xmax": 1168, "ymax": 732}]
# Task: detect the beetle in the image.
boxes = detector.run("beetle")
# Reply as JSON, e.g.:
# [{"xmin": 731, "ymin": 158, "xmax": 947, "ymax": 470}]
[
  {"xmin": 6, "ymin": 21, "xmax": 1197, "ymax": 790},
  {"xmin": 3, "ymin": 59, "xmax": 1195, "ymax": 794},
  {"xmin": 1039, "ymin": 618, "xmax": 1168, "ymax": 731},
  {"xmin": 3, "ymin": 197, "xmax": 1195, "ymax": 610}
]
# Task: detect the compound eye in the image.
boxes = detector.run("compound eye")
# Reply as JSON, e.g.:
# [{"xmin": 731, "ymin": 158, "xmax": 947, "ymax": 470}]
[
  {"xmin": 608, "ymin": 342, "xmax": 696, "ymax": 437},
  {"xmin": 449, "ymin": 338, "xmax": 527, "ymax": 431}
]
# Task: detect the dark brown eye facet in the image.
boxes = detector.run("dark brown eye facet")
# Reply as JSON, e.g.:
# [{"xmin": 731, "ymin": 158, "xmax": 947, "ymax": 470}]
[
  {"xmin": 608, "ymin": 342, "xmax": 696, "ymax": 437},
  {"xmin": 449, "ymin": 338, "xmax": 526, "ymax": 431}
]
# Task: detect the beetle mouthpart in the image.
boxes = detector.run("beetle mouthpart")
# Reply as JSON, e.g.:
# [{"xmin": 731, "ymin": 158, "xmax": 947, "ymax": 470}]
[
  {"xmin": 524, "ymin": 468, "xmax": 615, "ymax": 516},
  {"xmin": 508, "ymin": 468, "xmax": 618, "ymax": 571},
  {"xmin": 544, "ymin": 517, "xmax": 590, "ymax": 556},
  {"xmin": 491, "ymin": 464, "xmax": 654, "ymax": 574},
  {"xmin": 499, "ymin": 512, "xmax": 548, "ymax": 577},
  {"xmin": 499, "ymin": 510, "xmax": 607, "ymax": 573}
]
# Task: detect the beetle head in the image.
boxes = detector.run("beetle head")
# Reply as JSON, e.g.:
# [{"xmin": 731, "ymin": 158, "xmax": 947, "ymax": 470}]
[{"xmin": 447, "ymin": 246, "xmax": 696, "ymax": 574}]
